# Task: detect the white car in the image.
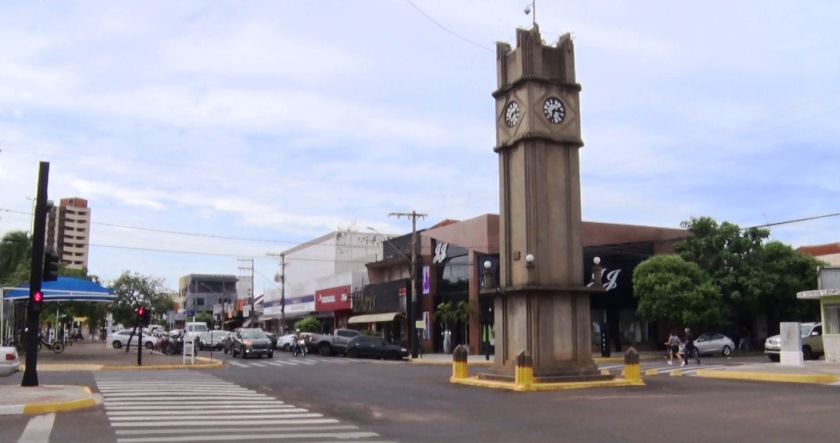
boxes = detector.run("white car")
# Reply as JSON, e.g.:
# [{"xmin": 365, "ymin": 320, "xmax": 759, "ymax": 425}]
[
  {"xmin": 108, "ymin": 330, "xmax": 156, "ymax": 349},
  {"xmin": 1, "ymin": 346, "xmax": 21, "ymax": 377}
]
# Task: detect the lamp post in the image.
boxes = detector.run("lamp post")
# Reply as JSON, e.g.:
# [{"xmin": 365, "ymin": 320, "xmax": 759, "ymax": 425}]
[{"xmin": 483, "ymin": 260, "xmax": 493, "ymax": 361}]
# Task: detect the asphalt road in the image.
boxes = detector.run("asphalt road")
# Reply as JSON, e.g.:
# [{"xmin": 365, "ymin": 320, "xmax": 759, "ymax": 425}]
[{"xmin": 2, "ymin": 351, "xmax": 838, "ymax": 443}]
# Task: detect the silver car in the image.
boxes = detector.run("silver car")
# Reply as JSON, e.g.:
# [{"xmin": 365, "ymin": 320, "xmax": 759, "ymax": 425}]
[
  {"xmin": 693, "ymin": 333, "xmax": 736, "ymax": 357},
  {"xmin": 108, "ymin": 330, "xmax": 156, "ymax": 349}
]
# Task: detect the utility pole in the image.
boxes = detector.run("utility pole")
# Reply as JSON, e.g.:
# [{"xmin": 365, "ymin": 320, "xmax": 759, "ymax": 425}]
[
  {"xmin": 237, "ymin": 258, "xmax": 255, "ymax": 322},
  {"xmin": 23, "ymin": 162, "xmax": 49, "ymax": 387},
  {"xmin": 389, "ymin": 210, "xmax": 427, "ymax": 359},
  {"xmin": 269, "ymin": 252, "xmax": 289, "ymax": 333}
]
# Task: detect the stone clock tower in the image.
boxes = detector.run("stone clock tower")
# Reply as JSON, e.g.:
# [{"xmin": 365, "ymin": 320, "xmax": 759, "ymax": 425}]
[{"xmin": 488, "ymin": 25, "xmax": 603, "ymax": 380}]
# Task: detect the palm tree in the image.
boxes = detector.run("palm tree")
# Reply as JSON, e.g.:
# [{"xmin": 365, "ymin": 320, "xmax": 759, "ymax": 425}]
[
  {"xmin": 454, "ymin": 300, "xmax": 473, "ymax": 348},
  {"xmin": 0, "ymin": 231, "xmax": 31, "ymax": 285},
  {"xmin": 435, "ymin": 301, "xmax": 460, "ymax": 353}
]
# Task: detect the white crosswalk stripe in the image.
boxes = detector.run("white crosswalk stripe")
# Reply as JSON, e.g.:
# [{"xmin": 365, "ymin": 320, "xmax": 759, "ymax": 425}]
[
  {"xmin": 223, "ymin": 355, "xmax": 369, "ymax": 369},
  {"xmin": 95, "ymin": 371, "xmax": 393, "ymax": 443},
  {"xmin": 598, "ymin": 362, "xmax": 733, "ymax": 377}
]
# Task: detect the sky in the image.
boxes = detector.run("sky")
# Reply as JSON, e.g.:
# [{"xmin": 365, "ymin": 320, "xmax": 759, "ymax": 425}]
[{"xmin": 1, "ymin": 1, "xmax": 839, "ymax": 293}]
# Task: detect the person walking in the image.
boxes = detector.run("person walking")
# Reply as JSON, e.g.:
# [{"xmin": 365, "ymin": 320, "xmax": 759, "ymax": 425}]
[
  {"xmin": 665, "ymin": 330, "xmax": 683, "ymax": 366},
  {"xmin": 682, "ymin": 327, "xmax": 701, "ymax": 366}
]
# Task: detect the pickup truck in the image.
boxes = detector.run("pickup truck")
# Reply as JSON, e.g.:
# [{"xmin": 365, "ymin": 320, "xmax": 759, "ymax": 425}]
[
  {"xmin": 307, "ymin": 329, "xmax": 363, "ymax": 356},
  {"xmin": 764, "ymin": 322, "xmax": 824, "ymax": 361}
]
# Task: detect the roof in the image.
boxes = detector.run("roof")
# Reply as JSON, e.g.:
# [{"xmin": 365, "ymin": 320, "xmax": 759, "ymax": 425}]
[
  {"xmin": 797, "ymin": 242, "xmax": 840, "ymax": 257},
  {"xmin": 2, "ymin": 276, "xmax": 116, "ymax": 302}
]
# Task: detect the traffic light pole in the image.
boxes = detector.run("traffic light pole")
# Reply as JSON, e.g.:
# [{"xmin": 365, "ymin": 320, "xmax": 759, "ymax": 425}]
[{"xmin": 22, "ymin": 162, "xmax": 50, "ymax": 387}]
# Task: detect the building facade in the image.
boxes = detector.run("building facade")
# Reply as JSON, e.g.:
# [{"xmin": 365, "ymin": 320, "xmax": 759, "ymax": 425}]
[
  {"xmin": 179, "ymin": 274, "xmax": 238, "ymax": 318},
  {"xmin": 262, "ymin": 229, "xmax": 383, "ymax": 334},
  {"xmin": 46, "ymin": 197, "xmax": 91, "ymax": 270}
]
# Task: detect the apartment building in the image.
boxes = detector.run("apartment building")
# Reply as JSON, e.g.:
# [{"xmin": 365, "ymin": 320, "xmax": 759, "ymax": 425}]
[{"xmin": 45, "ymin": 197, "xmax": 92, "ymax": 270}]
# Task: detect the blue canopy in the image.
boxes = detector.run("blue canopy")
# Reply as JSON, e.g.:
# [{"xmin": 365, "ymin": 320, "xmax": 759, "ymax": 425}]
[{"xmin": 2, "ymin": 276, "xmax": 116, "ymax": 302}]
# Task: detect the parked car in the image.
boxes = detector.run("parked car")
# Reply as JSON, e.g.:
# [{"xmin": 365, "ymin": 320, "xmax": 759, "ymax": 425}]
[
  {"xmin": 197, "ymin": 330, "xmax": 230, "ymax": 351},
  {"xmin": 345, "ymin": 335, "xmax": 408, "ymax": 360},
  {"xmin": 693, "ymin": 333, "xmax": 736, "ymax": 357},
  {"xmin": 277, "ymin": 333, "xmax": 297, "ymax": 351},
  {"xmin": 108, "ymin": 330, "xmax": 156, "ymax": 349},
  {"xmin": 1, "ymin": 345, "xmax": 21, "ymax": 377},
  {"xmin": 764, "ymin": 322, "xmax": 824, "ymax": 362},
  {"xmin": 307, "ymin": 328, "xmax": 363, "ymax": 356},
  {"xmin": 230, "ymin": 329, "xmax": 274, "ymax": 359}
]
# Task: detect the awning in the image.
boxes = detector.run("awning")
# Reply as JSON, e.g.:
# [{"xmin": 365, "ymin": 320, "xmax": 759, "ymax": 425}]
[
  {"xmin": 348, "ymin": 312, "xmax": 404, "ymax": 324},
  {"xmin": 2, "ymin": 277, "xmax": 116, "ymax": 303}
]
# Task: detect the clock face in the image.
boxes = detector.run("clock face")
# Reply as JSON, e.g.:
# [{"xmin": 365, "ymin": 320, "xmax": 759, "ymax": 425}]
[
  {"xmin": 543, "ymin": 97, "xmax": 566, "ymax": 124},
  {"xmin": 504, "ymin": 101, "xmax": 520, "ymax": 127}
]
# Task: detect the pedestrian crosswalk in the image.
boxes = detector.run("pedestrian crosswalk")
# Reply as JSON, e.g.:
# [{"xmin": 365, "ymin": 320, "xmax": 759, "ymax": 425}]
[
  {"xmin": 597, "ymin": 362, "xmax": 732, "ymax": 377},
  {"xmin": 224, "ymin": 355, "xmax": 399, "ymax": 369},
  {"xmin": 95, "ymin": 371, "xmax": 394, "ymax": 443}
]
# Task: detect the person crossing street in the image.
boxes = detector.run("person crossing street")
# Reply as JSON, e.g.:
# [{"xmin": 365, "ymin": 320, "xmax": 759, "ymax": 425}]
[{"xmin": 681, "ymin": 327, "xmax": 701, "ymax": 366}]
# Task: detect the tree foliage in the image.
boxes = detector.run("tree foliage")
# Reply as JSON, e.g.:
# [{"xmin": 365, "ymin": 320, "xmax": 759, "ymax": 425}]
[
  {"xmin": 633, "ymin": 255, "xmax": 726, "ymax": 329},
  {"xmin": 294, "ymin": 315, "xmax": 321, "ymax": 333},
  {"xmin": 0, "ymin": 231, "xmax": 32, "ymax": 286},
  {"xmin": 633, "ymin": 216, "xmax": 825, "ymax": 328},
  {"xmin": 107, "ymin": 272, "xmax": 171, "ymax": 327}
]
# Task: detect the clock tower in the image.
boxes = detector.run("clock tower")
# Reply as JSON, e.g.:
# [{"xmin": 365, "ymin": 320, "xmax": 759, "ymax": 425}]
[{"xmin": 488, "ymin": 25, "xmax": 604, "ymax": 380}]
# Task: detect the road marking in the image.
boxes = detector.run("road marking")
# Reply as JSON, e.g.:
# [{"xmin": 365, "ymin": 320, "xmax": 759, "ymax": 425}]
[
  {"xmin": 95, "ymin": 372, "xmax": 386, "ymax": 442},
  {"xmin": 249, "ymin": 362, "xmax": 268, "ymax": 367},
  {"xmin": 17, "ymin": 412, "xmax": 55, "ymax": 443},
  {"xmin": 226, "ymin": 361, "xmax": 249, "ymax": 367}
]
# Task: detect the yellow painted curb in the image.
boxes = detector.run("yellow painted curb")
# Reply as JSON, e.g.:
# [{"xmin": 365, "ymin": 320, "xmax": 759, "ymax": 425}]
[
  {"xmin": 411, "ymin": 359, "xmax": 493, "ymax": 366},
  {"xmin": 451, "ymin": 375, "xmax": 644, "ymax": 391},
  {"xmin": 694, "ymin": 370, "xmax": 839, "ymax": 384},
  {"xmin": 645, "ymin": 368, "xmax": 658, "ymax": 376},
  {"xmin": 670, "ymin": 370, "xmax": 683, "ymax": 377},
  {"xmin": 21, "ymin": 387, "xmax": 97, "ymax": 415}
]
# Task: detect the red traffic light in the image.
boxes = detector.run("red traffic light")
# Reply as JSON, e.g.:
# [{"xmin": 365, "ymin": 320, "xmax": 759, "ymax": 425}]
[
  {"xmin": 34, "ymin": 292, "xmax": 43, "ymax": 303},
  {"xmin": 137, "ymin": 307, "xmax": 145, "ymax": 316}
]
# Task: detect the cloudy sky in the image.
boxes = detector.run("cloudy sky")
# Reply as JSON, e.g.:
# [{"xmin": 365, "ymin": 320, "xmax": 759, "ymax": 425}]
[{"xmin": 1, "ymin": 1, "xmax": 838, "ymax": 292}]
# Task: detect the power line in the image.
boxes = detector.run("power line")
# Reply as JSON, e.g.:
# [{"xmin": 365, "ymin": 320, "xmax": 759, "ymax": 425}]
[{"xmin": 403, "ymin": 0, "xmax": 493, "ymax": 51}]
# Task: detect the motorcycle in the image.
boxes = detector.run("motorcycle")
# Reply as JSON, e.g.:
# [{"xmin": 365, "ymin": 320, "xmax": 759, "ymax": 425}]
[{"xmin": 292, "ymin": 336, "xmax": 308, "ymax": 357}]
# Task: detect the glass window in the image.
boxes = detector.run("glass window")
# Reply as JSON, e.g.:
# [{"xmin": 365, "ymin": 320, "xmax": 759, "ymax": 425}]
[{"xmin": 439, "ymin": 254, "xmax": 469, "ymax": 293}]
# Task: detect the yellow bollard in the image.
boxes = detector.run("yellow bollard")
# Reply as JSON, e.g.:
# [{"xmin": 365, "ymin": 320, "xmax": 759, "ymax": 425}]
[
  {"xmin": 624, "ymin": 347, "xmax": 641, "ymax": 383},
  {"xmin": 451, "ymin": 345, "xmax": 469, "ymax": 380},
  {"xmin": 514, "ymin": 350, "xmax": 533, "ymax": 390}
]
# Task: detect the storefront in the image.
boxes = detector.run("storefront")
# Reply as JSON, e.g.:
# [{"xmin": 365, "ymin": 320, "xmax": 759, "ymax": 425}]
[
  {"xmin": 315, "ymin": 285, "xmax": 353, "ymax": 331},
  {"xmin": 419, "ymin": 214, "xmax": 686, "ymax": 354},
  {"xmin": 349, "ymin": 279, "xmax": 409, "ymax": 345}
]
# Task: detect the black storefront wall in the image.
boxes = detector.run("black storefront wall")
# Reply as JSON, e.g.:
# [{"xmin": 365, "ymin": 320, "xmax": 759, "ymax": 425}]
[
  {"xmin": 584, "ymin": 242, "xmax": 654, "ymax": 351},
  {"xmin": 351, "ymin": 279, "xmax": 409, "ymax": 344}
]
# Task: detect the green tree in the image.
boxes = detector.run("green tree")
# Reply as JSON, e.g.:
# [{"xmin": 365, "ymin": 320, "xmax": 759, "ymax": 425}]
[
  {"xmin": 755, "ymin": 241, "xmax": 823, "ymax": 322},
  {"xmin": 294, "ymin": 316, "xmax": 321, "ymax": 333},
  {"xmin": 633, "ymin": 254, "xmax": 726, "ymax": 329},
  {"xmin": 107, "ymin": 272, "xmax": 170, "ymax": 328},
  {"xmin": 674, "ymin": 216, "xmax": 770, "ymax": 312},
  {"xmin": 435, "ymin": 301, "xmax": 458, "ymax": 332},
  {"xmin": 0, "ymin": 231, "xmax": 31, "ymax": 285}
]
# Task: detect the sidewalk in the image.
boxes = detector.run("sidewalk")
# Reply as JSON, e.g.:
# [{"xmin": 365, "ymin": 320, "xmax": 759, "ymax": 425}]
[{"xmin": 0, "ymin": 341, "xmax": 222, "ymax": 415}]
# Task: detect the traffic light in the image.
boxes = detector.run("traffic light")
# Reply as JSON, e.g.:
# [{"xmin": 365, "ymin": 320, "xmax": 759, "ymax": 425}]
[
  {"xmin": 31, "ymin": 291, "xmax": 43, "ymax": 314},
  {"xmin": 136, "ymin": 306, "xmax": 151, "ymax": 327},
  {"xmin": 43, "ymin": 251, "xmax": 60, "ymax": 281}
]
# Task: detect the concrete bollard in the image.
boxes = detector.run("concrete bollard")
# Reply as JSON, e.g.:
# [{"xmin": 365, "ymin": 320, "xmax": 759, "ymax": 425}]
[
  {"xmin": 514, "ymin": 350, "xmax": 533, "ymax": 390},
  {"xmin": 624, "ymin": 347, "xmax": 641, "ymax": 382},
  {"xmin": 451, "ymin": 345, "xmax": 469, "ymax": 380}
]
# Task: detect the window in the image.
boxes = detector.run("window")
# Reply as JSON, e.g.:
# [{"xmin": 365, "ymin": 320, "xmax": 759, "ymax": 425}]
[
  {"xmin": 195, "ymin": 297, "xmax": 205, "ymax": 306},
  {"xmin": 825, "ymin": 305, "xmax": 840, "ymax": 334}
]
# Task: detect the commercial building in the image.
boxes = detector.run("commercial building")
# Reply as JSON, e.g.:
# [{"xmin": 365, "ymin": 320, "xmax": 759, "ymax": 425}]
[
  {"xmin": 45, "ymin": 197, "xmax": 91, "ymax": 270},
  {"xmin": 179, "ymin": 274, "xmax": 237, "ymax": 319}
]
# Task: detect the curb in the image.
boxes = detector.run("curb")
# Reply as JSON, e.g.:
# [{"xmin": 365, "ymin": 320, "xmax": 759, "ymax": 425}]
[
  {"xmin": 0, "ymin": 386, "xmax": 99, "ymax": 416},
  {"xmin": 694, "ymin": 370, "xmax": 839, "ymax": 384},
  {"xmin": 25, "ymin": 356, "xmax": 224, "ymax": 372}
]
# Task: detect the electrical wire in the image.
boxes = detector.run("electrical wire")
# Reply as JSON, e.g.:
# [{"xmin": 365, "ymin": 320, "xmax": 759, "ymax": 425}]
[{"xmin": 402, "ymin": 0, "xmax": 493, "ymax": 51}]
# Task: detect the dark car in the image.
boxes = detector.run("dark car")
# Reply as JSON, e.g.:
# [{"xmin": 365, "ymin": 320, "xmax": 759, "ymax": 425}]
[
  {"xmin": 345, "ymin": 336, "xmax": 408, "ymax": 360},
  {"xmin": 230, "ymin": 329, "xmax": 274, "ymax": 359},
  {"xmin": 264, "ymin": 332, "xmax": 278, "ymax": 350}
]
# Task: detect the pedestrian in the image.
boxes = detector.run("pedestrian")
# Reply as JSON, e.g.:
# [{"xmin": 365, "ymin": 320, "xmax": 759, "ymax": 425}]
[
  {"xmin": 739, "ymin": 328, "xmax": 751, "ymax": 351},
  {"xmin": 682, "ymin": 327, "xmax": 701, "ymax": 366},
  {"xmin": 665, "ymin": 330, "xmax": 683, "ymax": 366}
]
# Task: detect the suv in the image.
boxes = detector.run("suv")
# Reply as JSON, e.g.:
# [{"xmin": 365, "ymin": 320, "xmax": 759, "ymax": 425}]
[{"xmin": 764, "ymin": 322, "xmax": 824, "ymax": 362}]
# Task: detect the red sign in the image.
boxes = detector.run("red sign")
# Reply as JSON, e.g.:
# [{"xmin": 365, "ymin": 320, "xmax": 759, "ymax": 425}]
[{"xmin": 315, "ymin": 285, "xmax": 352, "ymax": 312}]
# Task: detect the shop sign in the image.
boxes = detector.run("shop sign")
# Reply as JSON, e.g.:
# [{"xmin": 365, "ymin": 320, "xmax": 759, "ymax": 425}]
[
  {"xmin": 586, "ymin": 268, "xmax": 621, "ymax": 291},
  {"xmin": 315, "ymin": 285, "xmax": 352, "ymax": 311},
  {"xmin": 433, "ymin": 242, "xmax": 449, "ymax": 264}
]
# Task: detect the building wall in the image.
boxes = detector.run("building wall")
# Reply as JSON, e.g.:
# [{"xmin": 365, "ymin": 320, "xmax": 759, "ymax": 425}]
[
  {"xmin": 178, "ymin": 274, "xmax": 238, "ymax": 315},
  {"xmin": 47, "ymin": 197, "xmax": 91, "ymax": 270},
  {"xmin": 821, "ymin": 295, "xmax": 840, "ymax": 362}
]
